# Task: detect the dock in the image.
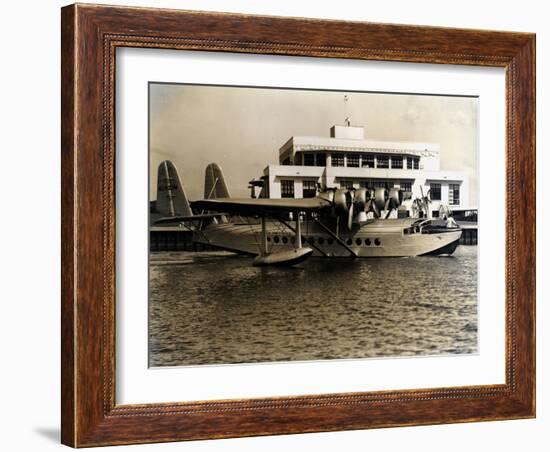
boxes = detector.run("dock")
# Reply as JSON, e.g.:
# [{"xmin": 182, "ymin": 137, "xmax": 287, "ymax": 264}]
[
  {"xmin": 150, "ymin": 226, "xmax": 215, "ymax": 252},
  {"xmin": 457, "ymin": 223, "xmax": 478, "ymax": 245}
]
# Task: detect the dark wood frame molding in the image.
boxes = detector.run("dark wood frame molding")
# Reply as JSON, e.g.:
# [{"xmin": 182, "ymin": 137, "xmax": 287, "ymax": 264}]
[{"xmin": 61, "ymin": 3, "xmax": 535, "ymax": 447}]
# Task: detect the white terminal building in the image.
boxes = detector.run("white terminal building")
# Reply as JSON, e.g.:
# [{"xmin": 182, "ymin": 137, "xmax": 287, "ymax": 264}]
[{"xmin": 261, "ymin": 124, "xmax": 471, "ymax": 218}]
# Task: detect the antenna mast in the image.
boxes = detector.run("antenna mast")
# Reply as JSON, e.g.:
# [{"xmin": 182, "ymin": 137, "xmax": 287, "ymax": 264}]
[{"xmin": 344, "ymin": 94, "xmax": 351, "ymax": 126}]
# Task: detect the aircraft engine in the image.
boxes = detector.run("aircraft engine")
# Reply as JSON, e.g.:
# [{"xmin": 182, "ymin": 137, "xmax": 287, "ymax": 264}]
[
  {"xmin": 333, "ymin": 188, "xmax": 349, "ymax": 216},
  {"xmin": 333, "ymin": 188, "xmax": 358, "ymax": 229},
  {"xmin": 353, "ymin": 188, "xmax": 368, "ymax": 212},
  {"xmin": 374, "ymin": 188, "xmax": 388, "ymax": 212},
  {"xmin": 386, "ymin": 187, "xmax": 404, "ymax": 210},
  {"xmin": 320, "ymin": 189, "xmax": 335, "ymax": 204}
]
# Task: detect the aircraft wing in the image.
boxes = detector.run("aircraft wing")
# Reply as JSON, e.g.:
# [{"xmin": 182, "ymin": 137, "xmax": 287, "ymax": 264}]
[
  {"xmin": 192, "ymin": 197, "xmax": 332, "ymax": 215},
  {"xmin": 153, "ymin": 212, "xmax": 229, "ymax": 225}
]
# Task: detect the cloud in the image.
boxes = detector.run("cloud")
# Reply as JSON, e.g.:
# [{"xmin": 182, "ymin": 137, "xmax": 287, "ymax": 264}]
[
  {"xmin": 402, "ymin": 106, "xmax": 422, "ymax": 123},
  {"xmin": 448, "ymin": 110, "xmax": 472, "ymax": 126}
]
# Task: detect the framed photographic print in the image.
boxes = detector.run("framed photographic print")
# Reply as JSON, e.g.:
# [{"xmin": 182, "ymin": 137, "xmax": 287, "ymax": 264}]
[{"xmin": 61, "ymin": 3, "xmax": 536, "ymax": 447}]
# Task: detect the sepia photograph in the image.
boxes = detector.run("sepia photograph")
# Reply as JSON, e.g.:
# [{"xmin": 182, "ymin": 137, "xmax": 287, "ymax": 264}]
[
  {"xmin": 148, "ymin": 83, "xmax": 479, "ymax": 367},
  {"xmin": 53, "ymin": 2, "xmax": 537, "ymax": 448}
]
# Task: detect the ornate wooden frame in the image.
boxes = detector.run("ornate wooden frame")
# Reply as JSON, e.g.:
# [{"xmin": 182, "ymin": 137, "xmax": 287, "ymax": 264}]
[{"xmin": 61, "ymin": 3, "xmax": 535, "ymax": 447}]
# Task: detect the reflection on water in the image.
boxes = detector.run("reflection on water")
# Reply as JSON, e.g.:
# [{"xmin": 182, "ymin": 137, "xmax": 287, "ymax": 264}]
[{"xmin": 149, "ymin": 246, "xmax": 478, "ymax": 366}]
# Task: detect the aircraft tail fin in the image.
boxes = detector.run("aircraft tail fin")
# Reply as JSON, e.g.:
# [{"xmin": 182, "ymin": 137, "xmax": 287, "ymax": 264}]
[
  {"xmin": 204, "ymin": 163, "xmax": 230, "ymax": 199},
  {"xmin": 156, "ymin": 160, "xmax": 193, "ymax": 217}
]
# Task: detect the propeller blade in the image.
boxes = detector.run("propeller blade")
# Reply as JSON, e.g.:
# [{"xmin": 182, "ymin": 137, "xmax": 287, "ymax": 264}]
[
  {"xmin": 348, "ymin": 203, "xmax": 354, "ymax": 230},
  {"xmin": 385, "ymin": 198, "xmax": 396, "ymax": 219},
  {"xmin": 347, "ymin": 189, "xmax": 355, "ymax": 230},
  {"xmin": 371, "ymin": 200, "xmax": 380, "ymax": 218}
]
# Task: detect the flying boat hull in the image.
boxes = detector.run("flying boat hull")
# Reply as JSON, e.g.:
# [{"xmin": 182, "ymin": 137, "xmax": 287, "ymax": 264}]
[{"xmin": 194, "ymin": 218, "xmax": 462, "ymax": 258}]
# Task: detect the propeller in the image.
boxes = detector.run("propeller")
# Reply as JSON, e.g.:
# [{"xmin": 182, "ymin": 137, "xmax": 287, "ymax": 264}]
[
  {"xmin": 346, "ymin": 189, "xmax": 355, "ymax": 230},
  {"xmin": 371, "ymin": 200, "xmax": 380, "ymax": 218},
  {"xmin": 332, "ymin": 186, "xmax": 410, "ymax": 225},
  {"xmin": 353, "ymin": 188, "xmax": 367, "ymax": 212},
  {"xmin": 384, "ymin": 188, "xmax": 403, "ymax": 219},
  {"xmin": 415, "ymin": 186, "xmax": 432, "ymax": 218},
  {"xmin": 412, "ymin": 198, "xmax": 421, "ymax": 216}
]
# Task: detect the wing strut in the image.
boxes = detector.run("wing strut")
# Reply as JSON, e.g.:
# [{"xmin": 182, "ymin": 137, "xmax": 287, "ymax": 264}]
[
  {"xmin": 277, "ymin": 216, "xmax": 327, "ymax": 257},
  {"xmin": 260, "ymin": 215, "xmax": 268, "ymax": 256},
  {"xmin": 253, "ymin": 214, "xmax": 314, "ymax": 266},
  {"xmin": 295, "ymin": 212, "xmax": 302, "ymax": 248},
  {"xmin": 313, "ymin": 218, "xmax": 357, "ymax": 258}
]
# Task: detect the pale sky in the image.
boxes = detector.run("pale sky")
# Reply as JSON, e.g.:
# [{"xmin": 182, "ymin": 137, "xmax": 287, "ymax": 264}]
[{"xmin": 149, "ymin": 84, "xmax": 478, "ymax": 205}]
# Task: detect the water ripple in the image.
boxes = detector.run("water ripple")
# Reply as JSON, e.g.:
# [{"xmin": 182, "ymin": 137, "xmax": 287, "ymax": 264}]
[{"xmin": 149, "ymin": 246, "xmax": 478, "ymax": 366}]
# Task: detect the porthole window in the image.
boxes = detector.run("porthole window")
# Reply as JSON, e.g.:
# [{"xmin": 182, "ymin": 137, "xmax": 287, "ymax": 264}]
[
  {"xmin": 374, "ymin": 238, "xmax": 381, "ymax": 246},
  {"xmin": 355, "ymin": 238, "xmax": 362, "ymax": 246},
  {"xmin": 366, "ymin": 238, "xmax": 371, "ymax": 246},
  {"xmin": 282, "ymin": 236, "xmax": 288, "ymax": 244},
  {"xmin": 318, "ymin": 237, "xmax": 325, "ymax": 245},
  {"xmin": 327, "ymin": 238, "xmax": 334, "ymax": 245},
  {"xmin": 346, "ymin": 238, "xmax": 353, "ymax": 245},
  {"xmin": 274, "ymin": 236, "xmax": 280, "ymax": 244}
]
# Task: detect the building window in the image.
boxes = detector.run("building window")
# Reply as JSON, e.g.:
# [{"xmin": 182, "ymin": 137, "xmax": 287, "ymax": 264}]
[
  {"xmin": 340, "ymin": 179, "xmax": 354, "ymax": 189},
  {"xmin": 347, "ymin": 154, "xmax": 359, "ymax": 167},
  {"xmin": 281, "ymin": 180, "xmax": 294, "ymax": 198},
  {"xmin": 377, "ymin": 155, "xmax": 389, "ymax": 168},
  {"xmin": 316, "ymin": 153, "xmax": 326, "ymax": 167},
  {"xmin": 432, "ymin": 210, "xmax": 440, "ymax": 218},
  {"xmin": 373, "ymin": 180, "xmax": 393, "ymax": 189},
  {"xmin": 282, "ymin": 157, "xmax": 291, "ymax": 166},
  {"xmin": 303, "ymin": 153, "xmax": 315, "ymax": 166},
  {"xmin": 391, "ymin": 156, "xmax": 403, "ymax": 169},
  {"xmin": 430, "ymin": 183, "xmax": 441, "ymax": 201},
  {"xmin": 361, "ymin": 179, "xmax": 394, "ymax": 190},
  {"xmin": 361, "ymin": 154, "xmax": 375, "ymax": 168},
  {"xmin": 303, "ymin": 180, "xmax": 317, "ymax": 198},
  {"xmin": 331, "ymin": 153, "xmax": 345, "ymax": 167},
  {"xmin": 400, "ymin": 181, "xmax": 412, "ymax": 192},
  {"xmin": 407, "ymin": 156, "xmax": 419, "ymax": 169},
  {"xmin": 449, "ymin": 183, "xmax": 460, "ymax": 205}
]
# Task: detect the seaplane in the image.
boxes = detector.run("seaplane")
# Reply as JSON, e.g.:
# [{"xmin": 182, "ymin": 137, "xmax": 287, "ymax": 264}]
[{"xmin": 153, "ymin": 160, "xmax": 462, "ymax": 266}]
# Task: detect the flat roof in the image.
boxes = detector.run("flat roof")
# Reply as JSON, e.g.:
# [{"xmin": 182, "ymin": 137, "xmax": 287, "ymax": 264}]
[{"xmin": 280, "ymin": 136, "xmax": 440, "ymax": 156}]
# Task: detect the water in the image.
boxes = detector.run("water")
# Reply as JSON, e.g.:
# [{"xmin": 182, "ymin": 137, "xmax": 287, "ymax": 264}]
[{"xmin": 149, "ymin": 246, "xmax": 478, "ymax": 367}]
